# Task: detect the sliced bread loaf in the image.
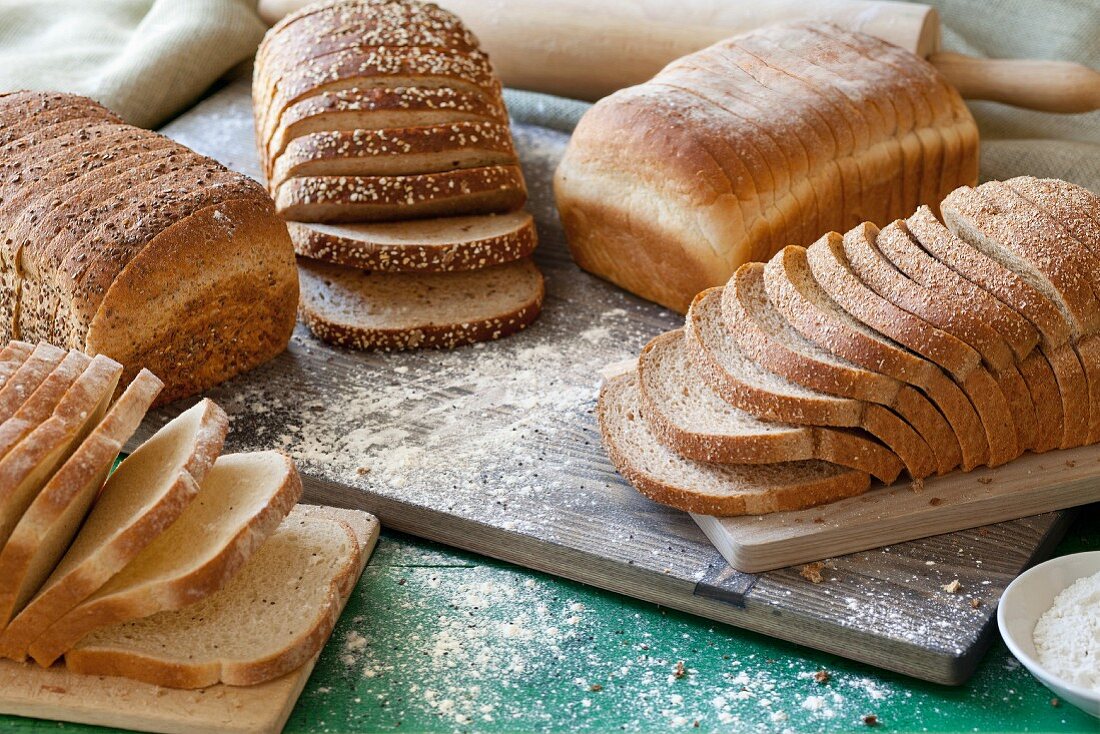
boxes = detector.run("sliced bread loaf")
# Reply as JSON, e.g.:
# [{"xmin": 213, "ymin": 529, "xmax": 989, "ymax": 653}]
[
  {"xmin": 1004, "ymin": 177, "xmax": 1100, "ymax": 260},
  {"xmin": 0, "ymin": 399, "xmax": 227, "ymax": 662},
  {"xmin": 0, "ymin": 354, "xmax": 121, "ymax": 552},
  {"xmin": 29, "ymin": 451, "xmax": 303, "ymax": 667},
  {"xmin": 0, "ymin": 369, "xmax": 163, "ymax": 627},
  {"xmin": 288, "ymin": 211, "xmax": 537, "ymax": 272},
  {"xmin": 65, "ymin": 505, "xmax": 374, "ymax": 688},
  {"xmin": 298, "ymin": 256, "xmax": 544, "ymax": 350},
  {"xmin": 0, "ymin": 343, "xmax": 66, "ymax": 422},
  {"xmin": 684, "ymin": 287, "xmax": 936, "ymax": 478},
  {"xmin": 638, "ymin": 329, "xmax": 903, "ymax": 483},
  {"xmin": 598, "ymin": 371, "xmax": 872, "ymax": 516}
]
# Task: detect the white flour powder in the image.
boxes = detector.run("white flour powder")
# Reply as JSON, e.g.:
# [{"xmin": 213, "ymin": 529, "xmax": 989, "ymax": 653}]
[{"xmin": 1032, "ymin": 570, "xmax": 1100, "ymax": 690}]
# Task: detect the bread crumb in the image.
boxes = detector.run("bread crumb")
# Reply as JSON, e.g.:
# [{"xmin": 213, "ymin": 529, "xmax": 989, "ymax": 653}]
[
  {"xmin": 1065, "ymin": 460, "xmax": 1077, "ymax": 468},
  {"xmin": 942, "ymin": 579, "xmax": 961, "ymax": 594},
  {"xmin": 673, "ymin": 661, "xmax": 686, "ymax": 679},
  {"xmin": 910, "ymin": 477, "xmax": 924, "ymax": 493},
  {"xmin": 977, "ymin": 476, "xmax": 993, "ymax": 485},
  {"xmin": 969, "ymin": 598, "xmax": 981, "ymax": 609},
  {"xmin": 589, "ymin": 684, "xmax": 602, "ymax": 692},
  {"xmin": 1051, "ymin": 697, "xmax": 1060, "ymax": 707},
  {"xmin": 812, "ymin": 516, "xmax": 824, "ymax": 524},
  {"xmin": 801, "ymin": 562, "xmax": 825, "ymax": 583},
  {"xmin": 862, "ymin": 713, "xmax": 879, "ymax": 726},
  {"xmin": 813, "ymin": 669, "xmax": 830, "ymax": 684},
  {"xmin": 928, "ymin": 497, "xmax": 943, "ymax": 506}
]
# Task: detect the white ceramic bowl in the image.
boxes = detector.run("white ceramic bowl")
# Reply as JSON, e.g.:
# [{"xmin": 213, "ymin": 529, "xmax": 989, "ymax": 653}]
[{"xmin": 998, "ymin": 550, "xmax": 1100, "ymax": 718}]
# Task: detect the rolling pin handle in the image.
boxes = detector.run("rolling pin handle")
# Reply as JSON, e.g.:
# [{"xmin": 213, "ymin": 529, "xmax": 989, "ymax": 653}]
[{"xmin": 931, "ymin": 52, "xmax": 1100, "ymax": 114}]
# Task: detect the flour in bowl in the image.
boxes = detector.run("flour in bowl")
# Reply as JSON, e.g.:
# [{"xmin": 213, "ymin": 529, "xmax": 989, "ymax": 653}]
[{"xmin": 1032, "ymin": 569, "xmax": 1100, "ymax": 691}]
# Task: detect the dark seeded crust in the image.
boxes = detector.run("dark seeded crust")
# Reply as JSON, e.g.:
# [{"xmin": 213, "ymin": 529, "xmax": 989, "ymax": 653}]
[
  {"xmin": 298, "ymin": 256, "xmax": 544, "ymax": 351},
  {"xmin": 287, "ymin": 211, "xmax": 537, "ymax": 272},
  {"xmin": 275, "ymin": 165, "xmax": 527, "ymax": 223},
  {"xmin": 597, "ymin": 372, "xmax": 871, "ymax": 516},
  {"xmin": 0, "ymin": 92, "xmax": 119, "ymax": 148}
]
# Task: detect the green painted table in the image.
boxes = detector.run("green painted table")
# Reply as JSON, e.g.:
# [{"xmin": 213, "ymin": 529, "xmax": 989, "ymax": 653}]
[{"xmin": 1, "ymin": 506, "xmax": 1097, "ymax": 733}]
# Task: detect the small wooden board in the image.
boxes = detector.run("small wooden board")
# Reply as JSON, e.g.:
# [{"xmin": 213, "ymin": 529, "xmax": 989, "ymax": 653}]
[
  {"xmin": 0, "ymin": 506, "xmax": 379, "ymax": 734},
  {"xmin": 694, "ymin": 448, "xmax": 1100, "ymax": 572}
]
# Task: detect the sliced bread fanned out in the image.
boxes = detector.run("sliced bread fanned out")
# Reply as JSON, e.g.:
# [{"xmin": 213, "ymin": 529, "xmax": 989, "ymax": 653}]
[
  {"xmin": 685, "ymin": 286, "xmax": 936, "ymax": 479},
  {"xmin": 0, "ymin": 350, "xmax": 89, "ymax": 464},
  {"xmin": 0, "ymin": 370, "xmax": 163, "ymax": 628},
  {"xmin": 0, "ymin": 399, "xmax": 227, "ymax": 662},
  {"xmin": 0, "ymin": 343, "xmax": 66, "ymax": 422},
  {"xmin": 298, "ymin": 256, "xmax": 544, "ymax": 350},
  {"xmin": 65, "ymin": 504, "xmax": 377, "ymax": 688},
  {"xmin": 598, "ymin": 371, "xmax": 872, "ymax": 516},
  {"xmin": 0, "ymin": 354, "xmax": 121, "ymax": 551},
  {"xmin": 0, "ymin": 342, "xmax": 33, "ymax": 388},
  {"xmin": 29, "ymin": 451, "xmax": 303, "ymax": 667},
  {"xmin": 288, "ymin": 211, "xmax": 537, "ymax": 272},
  {"xmin": 638, "ymin": 330, "xmax": 903, "ymax": 483}
]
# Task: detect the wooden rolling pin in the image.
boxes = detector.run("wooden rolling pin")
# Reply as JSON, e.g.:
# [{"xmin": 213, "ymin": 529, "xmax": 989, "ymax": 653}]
[{"xmin": 257, "ymin": 0, "xmax": 1100, "ymax": 113}]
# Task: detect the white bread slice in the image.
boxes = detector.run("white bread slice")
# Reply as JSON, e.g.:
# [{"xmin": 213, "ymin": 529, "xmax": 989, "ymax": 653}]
[
  {"xmin": 0, "ymin": 354, "xmax": 121, "ymax": 552},
  {"xmin": 598, "ymin": 371, "xmax": 871, "ymax": 516},
  {"xmin": 0, "ymin": 370, "xmax": 163, "ymax": 627},
  {"xmin": 0, "ymin": 343, "xmax": 66, "ymax": 423},
  {"xmin": 638, "ymin": 329, "xmax": 903, "ymax": 483},
  {"xmin": 0, "ymin": 399, "xmax": 227, "ymax": 662},
  {"xmin": 0, "ymin": 350, "xmax": 89, "ymax": 464},
  {"xmin": 65, "ymin": 505, "xmax": 375, "ymax": 688},
  {"xmin": 0, "ymin": 342, "xmax": 33, "ymax": 389},
  {"xmin": 29, "ymin": 451, "xmax": 303, "ymax": 667},
  {"xmin": 288, "ymin": 211, "xmax": 537, "ymax": 272},
  {"xmin": 298, "ymin": 256, "xmax": 544, "ymax": 350}
]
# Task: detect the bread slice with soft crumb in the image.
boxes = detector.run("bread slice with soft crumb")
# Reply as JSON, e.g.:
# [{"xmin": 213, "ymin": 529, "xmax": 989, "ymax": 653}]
[
  {"xmin": 298, "ymin": 256, "xmax": 544, "ymax": 351},
  {"xmin": 0, "ymin": 350, "xmax": 89, "ymax": 465},
  {"xmin": 0, "ymin": 370, "xmax": 163, "ymax": 628},
  {"xmin": 638, "ymin": 329, "xmax": 903, "ymax": 483},
  {"xmin": 65, "ymin": 505, "xmax": 375, "ymax": 688},
  {"xmin": 598, "ymin": 371, "xmax": 872, "ymax": 516},
  {"xmin": 0, "ymin": 342, "xmax": 33, "ymax": 390},
  {"xmin": 0, "ymin": 399, "xmax": 227, "ymax": 662},
  {"xmin": 0, "ymin": 343, "xmax": 66, "ymax": 423},
  {"xmin": 28, "ymin": 451, "xmax": 303, "ymax": 667}
]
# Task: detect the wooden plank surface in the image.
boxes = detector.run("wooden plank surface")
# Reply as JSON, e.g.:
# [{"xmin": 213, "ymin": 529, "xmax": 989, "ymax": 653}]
[
  {"xmin": 140, "ymin": 75, "xmax": 1076, "ymax": 685},
  {"xmin": 0, "ymin": 507, "xmax": 380, "ymax": 734},
  {"xmin": 694, "ymin": 447, "xmax": 1100, "ymax": 572}
]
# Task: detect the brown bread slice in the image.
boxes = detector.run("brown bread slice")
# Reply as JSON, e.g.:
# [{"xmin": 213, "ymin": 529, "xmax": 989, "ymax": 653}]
[
  {"xmin": 29, "ymin": 451, "xmax": 303, "ymax": 667},
  {"xmin": 0, "ymin": 370, "xmax": 163, "ymax": 627},
  {"xmin": 722, "ymin": 264, "xmax": 959, "ymax": 474},
  {"xmin": 1018, "ymin": 350, "xmax": 1066, "ymax": 452},
  {"xmin": 269, "ymin": 121, "xmax": 518, "ymax": 188},
  {"xmin": 809, "ymin": 229, "xmax": 1020, "ymax": 465},
  {"xmin": 298, "ymin": 256, "xmax": 544, "ymax": 350},
  {"xmin": 275, "ymin": 165, "xmax": 527, "ymax": 223},
  {"xmin": 265, "ymin": 87, "xmax": 507, "ymax": 169},
  {"xmin": 0, "ymin": 343, "xmax": 67, "ymax": 425},
  {"xmin": 684, "ymin": 287, "xmax": 936, "ymax": 479},
  {"xmin": 0, "ymin": 350, "xmax": 90, "ymax": 465},
  {"xmin": 598, "ymin": 371, "xmax": 872, "ymax": 516},
  {"xmin": 0, "ymin": 92, "xmax": 119, "ymax": 148},
  {"xmin": 0, "ymin": 342, "xmax": 33, "ymax": 390},
  {"xmin": 64, "ymin": 505, "xmax": 371, "ymax": 689},
  {"xmin": 764, "ymin": 245, "xmax": 989, "ymax": 470},
  {"xmin": 288, "ymin": 211, "xmax": 537, "ymax": 272},
  {"xmin": 638, "ymin": 329, "xmax": 903, "ymax": 482},
  {"xmin": 0, "ymin": 399, "xmax": 227, "ymax": 662},
  {"xmin": 0, "ymin": 355, "xmax": 121, "ymax": 553}
]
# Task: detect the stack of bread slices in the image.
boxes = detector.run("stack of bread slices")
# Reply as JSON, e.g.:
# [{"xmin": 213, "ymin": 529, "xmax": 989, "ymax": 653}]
[
  {"xmin": 600, "ymin": 177, "xmax": 1100, "ymax": 516},
  {"xmin": 0, "ymin": 341, "xmax": 373, "ymax": 688},
  {"xmin": 254, "ymin": 0, "xmax": 545, "ymax": 350}
]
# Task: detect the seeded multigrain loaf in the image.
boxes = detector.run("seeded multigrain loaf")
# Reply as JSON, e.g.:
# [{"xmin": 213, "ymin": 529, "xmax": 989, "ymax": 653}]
[{"xmin": 0, "ymin": 96, "xmax": 298, "ymax": 405}]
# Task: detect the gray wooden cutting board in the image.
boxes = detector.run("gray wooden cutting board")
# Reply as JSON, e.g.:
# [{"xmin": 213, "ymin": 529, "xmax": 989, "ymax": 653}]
[{"xmin": 143, "ymin": 76, "xmax": 1075, "ymax": 685}]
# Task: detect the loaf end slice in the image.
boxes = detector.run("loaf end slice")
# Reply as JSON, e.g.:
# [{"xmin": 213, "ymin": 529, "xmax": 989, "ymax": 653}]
[{"xmin": 65, "ymin": 505, "xmax": 377, "ymax": 688}]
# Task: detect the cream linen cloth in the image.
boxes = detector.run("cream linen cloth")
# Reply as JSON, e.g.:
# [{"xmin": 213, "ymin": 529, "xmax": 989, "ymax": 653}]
[{"xmin": 0, "ymin": 0, "xmax": 265, "ymax": 128}]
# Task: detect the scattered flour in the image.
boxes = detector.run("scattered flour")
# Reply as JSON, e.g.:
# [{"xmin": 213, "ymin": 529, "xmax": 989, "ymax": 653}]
[{"xmin": 1033, "ymin": 570, "xmax": 1100, "ymax": 690}]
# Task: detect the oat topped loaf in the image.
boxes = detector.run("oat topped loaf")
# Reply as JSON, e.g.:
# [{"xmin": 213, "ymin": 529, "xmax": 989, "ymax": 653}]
[{"xmin": 0, "ymin": 91, "xmax": 298, "ymax": 404}]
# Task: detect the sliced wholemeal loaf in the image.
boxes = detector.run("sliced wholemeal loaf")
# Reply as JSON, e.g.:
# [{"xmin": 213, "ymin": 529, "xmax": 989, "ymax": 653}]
[
  {"xmin": 638, "ymin": 330, "xmax": 903, "ymax": 482},
  {"xmin": 1004, "ymin": 178, "xmax": 1100, "ymax": 260},
  {"xmin": 722, "ymin": 263, "xmax": 960, "ymax": 474},
  {"xmin": 0, "ymin": 370, "xmax": 163, "ymax": 627},
  {"xmin": 288, "ymin": 211, "xmax": 537, "ymax": 272},
  {"xmin": 0, "ymin": 399, "xmax": 227, "ymax": 661},
  {"xmin": 269, "ymin": 121, "xmax": 518, "ymax": 187},
  {"xmin": 0, "ymin": 92, "xmax": 119, "ymax": 149},
  {"xmin": 764, "ymin": 245, "xmax": 989, "ymax": 470},
  {"xmin": 29, "ymin": 451, "xmax": 303, "ymax": 667},
  {"xmin": 298, "ymin": 256, "xmax": 543, "ymax": 350},
  {"xmin": 598, "ymin": 371, "xmax": 872, "ymax": 516},
  {"xmin": 0, "ymin": 343, "xmax": 66, "ymax": 423},
  {"xmin": 1017, "ymin": 351, "xmax": 1065, "ymax": 453},
  {"xmin": 0, "ymin": 350, "xmax": 89, "ymax": 464},
  {"xmin": 65, "ymin": 504, "xmax": 373, "ymax": 688},
  {"xmin": 809, "ymin": 227, "xmax": 1020, "ymax": 465},
  {"xmin": 274, "ymin": 165, "xmax": 527, "ymax": 223},
  {"xmin": 684, "ymin": 287, "xmax": 935, "ymax": 478},
  {"xmin": 0, "ymin": 355, "xmax": 121, "ymax": 553}
]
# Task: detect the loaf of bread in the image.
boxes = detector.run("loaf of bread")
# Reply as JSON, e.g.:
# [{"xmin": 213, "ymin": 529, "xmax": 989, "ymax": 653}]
[
  {"xmin": 556, "ymin": 22, "xmax": 980, "ymax": 313},
  {"xmin": 600, "ymin": 177, "xmax": 1100, "ymax": 516},
  {"xmin": 0, "ymin": 345, "xmax": 375, "ymax": 689},
  {"xmin": 0, "ymin": 91, "xmax": 298, "ymax": 404}
]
